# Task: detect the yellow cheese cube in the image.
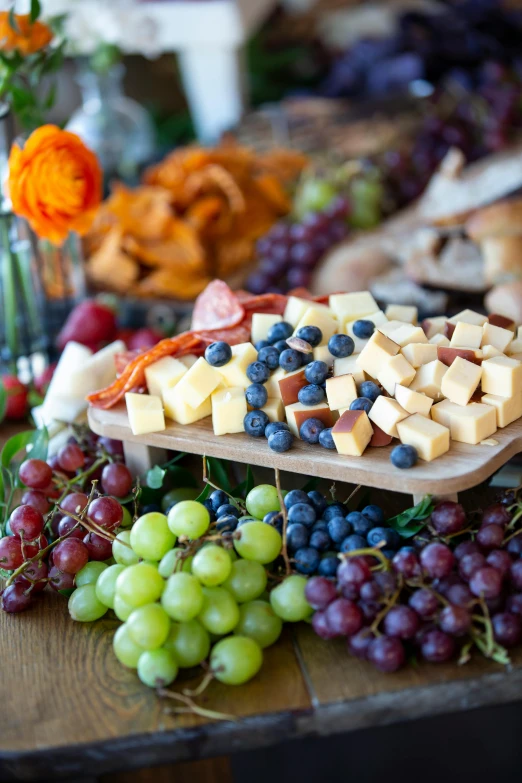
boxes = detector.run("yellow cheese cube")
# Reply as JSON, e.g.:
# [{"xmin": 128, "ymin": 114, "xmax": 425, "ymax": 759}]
[
  {"xmin": 401, "ymin": 343, "xmax": 437, "ymax": 368},
  {"xmin": 409, "ymin": 360, "xmax": 448, "ymax": 400},
  {"xmin": 445, "ymin": 403, "xmax": 497, "ymax": 445},
  {"xmin": 481, "ymin": 322, "xmax": 513, "ymax": 353},
  {"xmin": 261, "ymin": 397, "xmax": 284, "ymax": 422},
  {"xmin": 125, "ymin": 393, "xmax": 165, "ymax": 436},
  {"xmin": 295, "ymin": 305, "xmax": 338, "ymax": 346},
  {"xmin": 482, "ymin": 393, "xmax": 522, "ymax": 427},
  {"xmin": 216, "ymin": 342, "xmax": 257, "ymax": 388},
  {"xmin": 378, "ymin": 320, "xmax": 407, "ymax": 337},
  {"xmin": 325, "ymin": 374, "xmax": 358, "ymax": 411},
  {"xmin": 174, "ymin": 357, "xmax": 221, "ymax": 409},
  {"xmin": 387, "ymin": 324, "xmax": 428, "ymax": 348},
  {"xmin": 251, "ymin": 313, "xmax": 282, "ymax": 344},
  {"xmin": 314, "ymin": 344, "xmax": 335, "ymax": 366},
  {"xmin": 368, "ymin": 395, "xmax": 409, "ymax": 437},
  {"xmin": 285, "ymin": 402, "xmax": 335, "ymax": 437},
  {"xmin": 421, "ymin": 317, "xmax": 447, "ymax": 339},
  {"xmin": 449, "ymin": 309, "xmax": 488, "ymax": 326},
  {"xmin": 481, "ymin": 356, "xmax": 522, "ymax": 397},
  {"xmin": 357, "ymin": 331, "xmax": 400, "ymax": 379},
  {"xmin": 344, "ymin": 310, "xmax": 388, "ymax": 353},
  {"xmin": 144, "ymin": 356, "xmax": 187, "ymax": 399},
  {"xmin": 482, "ymin": 344, "xmax": 503, "ymax": 359},
  {"xmin": 264, "ymin": 367, "xmax": 286, "ymax": 398},
  {"xmin": 429, "ymin": 334, "xmax": 450, "ymax": 347},
  {"xmin": 284, "ymin": 296, "xmax": 313, "ymax": 327},
  {"xmin": 395, "ymin": 384, "xmax": 433, "ymax": 417},
  {"xmin": 440, "ymin": 356, "xmax": 482, "ymax": 406},
  {"xmin": 396, "ymin": 414, "xmax": 450, "ymax": 462},
  {"xmin": 211, "ymin": 387, "xmax": 247, "ymax": 436},
  {"xmin": 449, "ymin": 321, "xmax": 483, "ymax": 349},
  {"xmin": 334, "ymin": 355, "xmax": 366, "ymax": 385},
  {"xmin": 331, "ymin": 410, "xmax": 373, "ymax": 456},
  {"xmin": 385, "ymin": 304, "xmax": 418, "ymax": 324},
  {"xmin": 329, "ymin": 291, "xmax": 378, "ymax": 321},
  {"xmin": 431, "ymin": 399, "xmax": 463, "ymax": 428},
  {"xmin": 179, "ymin": 354, "xmax": 198, "ymax": 369},
  {"xmin": 377, "ymin": 354, "xmax": 416, "ymax": 396},
  {"xmin": 507, "ymin": 337, "xmax": 522, "ymax": 355},
  {"xmin": 163, "ymin": 386, "xmax": 211, "ymax": 424}
]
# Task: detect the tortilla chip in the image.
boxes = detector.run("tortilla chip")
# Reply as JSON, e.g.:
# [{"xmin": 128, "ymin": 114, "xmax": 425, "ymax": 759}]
[
  {"xmin": 104, "ymin": 183, "xmax": 174, "ymax": 240},
  {"xmin": 136, "ymin": 268, "xmax": 212, "ymax": 300},
  {"xmin": 253, "ymin": 174, "xmax": 291, "ymax": 214},
  {"xmin": 86, "ymin": 228, "xmax": 139, "ymax": 293},
  {"xmin": 123, "ymin": 220, "xmax": 206, "ymax": 271}
]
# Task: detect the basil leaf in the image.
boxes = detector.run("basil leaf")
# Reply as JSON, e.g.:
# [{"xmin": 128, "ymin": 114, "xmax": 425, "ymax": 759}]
[
  {"xmin": 30, "ymin": 0, "xmax": 41, "ymax": 23},
  {"xmin": 206, "ymin": 457, "xmax": 231, "ymax": 494},
  {"xmin": 1, "ymin": 430, "xmax": 36, "ymax": 469},
  {"xmin": 387, "ymin": 495, "xmax": 434, "ymax": 538},
  {"xmin": 28, "ymin": 426, "xmax": 48, "ymax": 463},
  {"xmin": 147, "ymin": 465, "xmax": 166, "ymax": 490},
  {"xmin": 301, "ymin": 477, "xmax": 319, "ymax": 493}
]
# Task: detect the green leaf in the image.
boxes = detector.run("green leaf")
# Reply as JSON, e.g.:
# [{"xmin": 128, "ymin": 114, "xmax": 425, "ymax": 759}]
[
  {"xmin": 301, "ymin": 477, "xmax": 319, "ymax": 493},
  {"xmin": 387, "ymin": 495, "xmax": 434, "ymax": 538},
  {"xmin": 231, "ymin": 465, "xmax": 255, "ymax": 499},
  {"xmin": 58, "ymin": 588, "xmax": 75, "ymax": 598},
  {"xmin": 8, "ymin": 8, "xmax": 20, "ymax": 34},
  {"xmin": 147, "ymin": 465, "xmax": 166, "ymax": 490},
  {"xmin": 30, "ymin": 0, "xmax": 41, "ymax": 23},
  {"xmin": 28, "ymin": 426, "xmax": 48, "ymax": 463},
  {"xmin": 195, "ymin": 482, "xmax": 212, "ymax": 503},
  {"xmin": 1, "ymin": 430, "xmax": 36, "ymax": 470},
  {"xmin": 206, "ymin": 457, "xmax": 231, "ymax": 494},
  {"xmin": 42, "ymin": 81, "xmax": 56, "ymax": 111},
  {"xmin": 0, "ymin": 379, "xmax": 6, "ymax": 423}
]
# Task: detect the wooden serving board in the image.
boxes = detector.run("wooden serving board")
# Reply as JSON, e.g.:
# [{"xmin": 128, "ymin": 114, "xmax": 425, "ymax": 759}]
[{"xmin": 88, "ymin": 405, "xmax": 522, "ymax": 494}]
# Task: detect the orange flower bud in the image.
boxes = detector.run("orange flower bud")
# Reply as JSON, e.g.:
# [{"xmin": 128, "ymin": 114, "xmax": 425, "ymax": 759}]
[{"xmin": 0, "ymin": 13, "xmax": 53, "ymax": 55}]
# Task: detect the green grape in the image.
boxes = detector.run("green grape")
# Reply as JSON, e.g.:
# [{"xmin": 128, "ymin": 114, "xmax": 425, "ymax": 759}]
[
  {"xmin": 245, "ymin": 485, "xmax": 280, "ymax": 519},
  {"xmin": 115, "ymin": 563, "xmax": 164, "ymax": 608},
  {"xmin": 295, "ymin": 178, "xmax": 337, "ymax": 219},
  {"xmin": 349, "ymin": 177, "xmax": 382, "ymax": 229},
  {"xmin": 113, "ymin": 623, "xmax": 144, "ymax": 668},
  {"xmin": 234, "ymin": 521, "xmax": 282, "ymax": 564},
  {"xmin": 121, "ymin": 507, "xmax": 133, "ymax": 527},
  {"xmin": 127, "ymin": 603, "xmax": 171, "ymax": 650},
  {"xmin": 68, "ymin": 585, "xmax": 108, "ymax": 622},
  {"xmin": 210, "ymin": 635, "xmax": 263, "ymax": 685},
  {"xmin": 161, "ymin": 487, "xmax": 199, "ymax": 513},
  {"xmin": 114, "ymin": 594, "xmax": 134, "ymax": 621},
  {"xmin": 75, "ymin": 560, "xmax": 108, "ymax": 587},
  {"xmin": 158, "ymin": 547, "xmax": 193, "ymax": 577},
  {"xmin": 197, "ymin": 586, "xmax": 240, "ymax": 635},
  {"xmin": 130, "ymin": 512, "xmax": 176, "ymax": 561},
  {"xmin": 137, "ymin": 648, "xmax": 178, "ymax": 688},
  {"xmin": 164, "ymin": 620, "xmax": 210, "ymax": 668},
  {"xmin": 223, "ymin": 559, "xmax": 267, "ymax": 603},
  {"xmin": 191, "ymin": 545, "xmax": 232, "ymax": 587},
  {"xmin": 167, "ymin": 500, "xmax": 210, "ymax": 539},
  {"xmin": 96, "ymin": 563, "xmax": 126, "ymax": 608},
  {"xmin": 270, "ymin": 575, "xmax": 312, "ymax": 622},
  {"xmin": 234, "ymin": 600, "xmax": 283, "ymax": 648},
  {"xmin": 112, "ymin": 530, "xmax": 139, "ymax": 566},
  {"xmin": 161, "ymin": 572, "xmax": 204, "ymax": 621}
]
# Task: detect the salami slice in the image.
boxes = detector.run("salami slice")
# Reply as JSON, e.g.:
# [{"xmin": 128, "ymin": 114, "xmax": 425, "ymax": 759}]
[{"xmin": 191, "ymin": 280, "xmax": 244, "ymax": 331}]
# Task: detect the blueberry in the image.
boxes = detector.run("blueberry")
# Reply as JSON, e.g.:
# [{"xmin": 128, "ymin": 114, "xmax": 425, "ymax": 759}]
[
  {"xmin": 258, "ymin": 345, "xmax": 280, "ymax": 370},
  {"xmin": 359, "ymin": 381, "xmax": 381, "ymax": 402},
  {"xmin": 350, "ymin": 397, "xmax": 373, "ymax": 414},
  {"xmin": 267, "ymin": 321, "xmax": 293, "ymax": 344},
  {"xmin": 328, "ymin": 516, "xmax": 352, "ymax": 544},
  {"xmin": 352, "ymin": 320, "xmax": 375, "ymax": 339},
  {"xmin": 382, "ymin": 549, "xmax": 397, "ymax": 560},
  {"xmin": 264, "ymin": 510, "xmax": 283, "ymax": 533},
  {"xmin": 202, "ymin": 499, "xmax": 216, "ymax": 522},
  {"xmin": 288, "ymin": 502, "xmax": 316, "ymax": 527},
  {"xmin": 328, "ymin": 333, "xmax": 355, "ymax": 358},
  {"xmin": 245, "ymin": 383, "xmax": 268, "ymax": 409},
  {"xmin": 312, "ymin": 520, "xmax": 328, "ymax": 533},
  {"xmin": 319, "ymin": 427, "xmax": 336, "ymax": 449},
  {"xmin": 255, "ymin": 340, "xmax": 270, "ymax": 352},
  {"xmin": 279, "ymin": 348, "xmax": 302, "ymax": 372},
  {"xmin": 246, "ymin": 361, "xmax": 270, "ymax": 384},
  {"xmin": 340, "ymin": 534, "xmax": 367, "ymax": 553},
  {"xmin": 216, "ymin": 503, "xmax": 240, "ymax": 519},
  {"xmin": 209, "ymin": 489, "xmax": 229, "ymax": 512},
  {"xmin": 300, "ymin": 417, "xmax": 325, "ymax": 444},
  {"xmin": 204, "ymin": 341, "xmax": 232, "ymax": 367},
  {"xmin": 284, "ymin": 489, "xmax": 309, "ymax": 509},
  {"xmin": 265, "ymin": 421, "xmax": 290, "ymax": 439},
  {"xmin": 268, "ymin": 429, "xmax": 294, "ymax": 453},
  {"xmin": 310, "ymin": 529, "xmax": 331, "ymax": 552},
  {"xmin": 287, "ymin": 522, "xmax": 309, "ymax": 551},
  {"xmin": 390, "ymin": 444, "xmax": 418, "ymax": 469},
  {"xmin": 140, "ymin": 503, "xmax": 161, "ymax": 514},
  {"xmin": 323, "ymin": 503, "xmax": 347, "ymax": 521},
  {"xmin": 318, "ymin": 554, "xmax": 340, "ymax": 577},
  {"xmin": 244, "ymin": 410, "xmax": 269, "ymax": 437},
  {"xmin": 362, "ymin": 504, "xmax": 385, "ymax": 525},
  {"xmin": 367, "ymin": 527, "xmax": 401, "ymax": 550},
  {"xmin": 216, "ymin": 514, "xmax": 238, "ymax": 532},
  {"xmin": 273, "ymin": 339, "xmax": 289, "ymax": 353},
  {"xmin": 300, "ymin": 352, "xmax": 314, "ymax": 365},
  {"xmin": 298, "ymin": 384, "xmax": 325, "ymax": 406},
  {"xmin": 296, "ymin": 325, "xmax": 322, "ymax": 347},
  {"xmin": 236, "ymin": 516, "xmax": 256, "ymax": 527},
  {"xmin": 294, "ymin": 546, "xmax": 320, "ymax": 575},
  {"xmin": 304, "ymin": 360, "xmax": 328, "ymax": 385},
  {"xmin": 308, "ymin": 490, "xmax": 327, "ymax": 516},
  {"xmin": 346, "ymin": 511, "xmax": 374, "ymax": 536}
]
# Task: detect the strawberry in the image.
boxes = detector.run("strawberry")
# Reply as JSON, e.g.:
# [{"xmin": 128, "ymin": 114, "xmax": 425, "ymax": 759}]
[
  {"xmin": 127, "ymin": 328, "xmax": 163, "ymax": 351},
  {"xmin": 1, "ymin": 375, "xmax": 29, "ymax": 420},
  {"xmin": 56, "ymin": 300, "xmax": 117, "ymax": 351}
]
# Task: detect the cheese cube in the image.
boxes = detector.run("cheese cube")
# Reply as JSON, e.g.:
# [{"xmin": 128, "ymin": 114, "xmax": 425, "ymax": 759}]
[
  {"xmin": 422, "ymin": 317, "xmax": 448, "ymax": 339},
  {"xmin": 216, "ymin": 342, "xmax": 257, "ymax": 388},
  {"xmin": 329, "ymin": 291, "xmax": 378, "ymax": 322},
  {"xmin": 264, "ymin": 367, "xmax": 286, "ymax": 398},
  {"xmin": 251, "ymin": 313, "xmax": 282, "ymax": 344},
  {"xmin": 344, "ymin": 310, "xmax": 388, "ymax": 353},
  {"xmin": 331, "ymin": 410, "xmax": 373, "ymax": 456},
  {"xmin": 43, "ymin": 341, "xmax": 92, "ymax": 417},
  {"xmin": 125, "ymin": 393, "xmax": 165, "ymax": 436},
  {"xmin": 144, "ymin": 356, "xmax": 187, "ymax": 398},
  {"xmin": 285, "ymin": 402, "xmax": 336, "ymax": 438},
  {"xmin": 409, "ymin": 360, "xmax": 447, "ymax": 400},
  {"xmin": 174, "ymin": 357, "xmax": 221, "ymax": 409},
  {"xmin": 481, "ymin": 393, "xmax": 522, "ymax": 427},
  {"xmin": 387, "ymin": 324, "xmax": 428, "ymax": 348},
  {"xmin": 179, "ymin": 354, "xmax": 198, "ymax": 369},
  {"xmin": 488, "ymin": 314, "xmax": 515, "ymax": 332},
  {"xmin": 314, "ymin": 344, "xmax": 335, "ymax": 366},
  {"xmin": 277, "ymin": 367, "xmax": 307, "ymax": 406},
  {"xmin": 482, "ymin": 344, "xmax": 503, "ymax": 359},
  {"xmin": 211, "ymin": 387, "xmax": 247, "ymax": 436},
  {"xmin": 507, "ymin": 337, "xmax": 522, "ymax": 355},
  {"xmin": 395, "ymin": 384, "xmax": 433, "ymax": 417},
  {"xmin": 368, "ymin": 395, "xmax": 409, "ymax": 437},
  {"xmin": 401, "ymin": 343, "xmax": 437, "ymax": 368},
  {"xmin": 385, "ymin": 304, "xmax": 418, "ymax": 324},
  {"xmin": 449, "ymin": 309, "xmax": 488, "ymax": 326},
  {"xmin": 378, "ymin": 320, "xmax": 407, "ymax": 337},
  {"xmin": 396, "ymin": 414, "xmax": 450, "ymax": 462},
  {"xmin": 481, "ymin": 356, "xmax": 522, "ymax": 397},
  {"xmin": 440, "ymin": 357, "xmax": 482, "ymax": 406},
  {"xmin": 481, "ymin": 322, "xmax": 513, "ymax": 353},
  {"xmin": 450, "ymin": 321, "xmax": 483, "ymax": 349},
  {"xmin": 334, "ymin": 355, "xmax": 366, "ymax": 385},
  {"xmin": 518, "ymin": 325, "xmax": 522, "ymax": 340},
  {"xmin": 163, "ymin": 387, "xmax": 211, "ymax": 424},
  {"xmin": 294, "ymin": 305, "xmax": 338, "ymax": 346},
  {"xmin": 437, "ymin": 346, "xmax": 483, "ymax": 367},
  {"xmin": 31, "ymin": 405, "xmax": 65, "ymax": 439},
  {"xmin": 444, "ymin": 402, "xmax": 497, "ymax": 445},
  {"xmin": 325, "ymin": 374, "xmax": 358, "ymax": 411},
  {"xmin": 377, "ymin": 354, "xmax": 416, "ymax": 396},
  {"xmin": 67, "ymin": 340, "xmax": 126, "ymax": 398},
  {"xmin": 357, "ymin": 331, "xmax": 400, "ymax": 378},
  {"xmin": 429, "ymin": 334, "xmax": 450, "ymax": 347},
  {"xmin": 431, "ymin": 399, "xmax": 463, "ymax": 428},
  {"xmin": 261, "ymin": 397, "xmax": 284, "ymax": 422},
  {"xmin": 283, "ymin": 296, "xmax": 312, "ymax": 327}
]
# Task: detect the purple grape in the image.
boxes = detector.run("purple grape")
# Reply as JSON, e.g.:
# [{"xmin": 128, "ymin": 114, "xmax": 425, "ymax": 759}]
[
  {"xmin": 482, "ymin": 504, "xmax": 511, "ymax": 527},
  {"xmin": 348, "ymin": 629, "xmax": 374, "ymax": 659},
  {"xmin": 368, "ymin": 636, "xmax": 405, "ymax": 673},
  {"xmin": 445, "ymin": 583, "xmax": 473, "ymax": 608},
  {"xmin": 325, "ymin": 598, "xmax": 363, "ymax": 637},
  {"xmin": 360, "ymin": 580, "xmax": 382, "ymax": 602},
  {"xmin": 409, "ymin": 588, "xmax": 439, "ymax": 618},
  {"xmin": 383, "ymin": 605, "xmax": 420, "ymax": 639},
  {"xmin": 455, "ymin": 540, "xmax": 480, "ymax": 560},
  {"xmin": 337, "ymin": 557, "xmax": 372, "ymax": 591},
  {"xmin": 492, "ymin": 612, "xmax": 522, "ymax": 647},
  {"xmin": 511, "ymin": 560, "xmax": 522, "ymax": 590},
  {"xmin": 459, "ymin": 552, "xmax": 486, "ymax": 582},
  {"xmin": 507, "ymin": 534, "xmax": 522, "ymax": 557},
  {"xmin": 312, "ymin": 610, "xmax": 337, "ymax": 640},
  {"xmin": 469, "ymin": 567, "xmax": 503, "ymax": 599},
  {"xmin": 287, "ymin": 267, "xmax": 310, "ymax": 289},
  {"xmin": 289, "ymin": 243, "xmax": 316, "ymax": 267},
  {"xmin": 486, "ymin": 549, "xmax": 512, "ymax": 577},
  {"xmin": 431, "ymin": 501, "xmax": 466, "ymax": 535},
  {"xmin": 420, "ymin": 543, "xmax": 455, "ymax": 579},
  {"xmin": 421, "ymin": 630, "xmax": 455, "ymax": 663},
  {"xmin": 392, "ymin": 549, "xmax": 421, "ymax": 579},
  {"xmin": 506, "ymin": 594, "xmax": 522, "ymax": 616},
  {"xmin": 477, "ymin": 524, "xmax": 504, "ymax": 551},
  {"xmin": 305, "ymin": 576, "xmax": 338, "ymax": 611},
  {"xmin": 439, "ymin": 604, "xmax": 471, "ymax": 636}
]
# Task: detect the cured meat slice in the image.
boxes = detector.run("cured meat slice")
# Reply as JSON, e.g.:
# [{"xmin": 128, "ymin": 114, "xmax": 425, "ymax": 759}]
[{"xmin": 191, "ymin": 280, "xmax": 244, "ymax": 331}]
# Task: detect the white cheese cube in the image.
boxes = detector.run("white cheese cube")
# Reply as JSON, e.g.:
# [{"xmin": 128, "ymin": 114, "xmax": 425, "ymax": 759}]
[
  {"xmin": 285, "ymin": 402, "xmax": 335, "ymax": 438},
  {"xmin": 211, "ymin": 387, "xmax": 247, "ymax": 436},
  {"xmin": 518, "ymin": 325, "xmax": 522, "ymax": 340},
  {"xmin": 314, "ymin": 344, "xmax": 335, "ymax": 366},
  {"xmin": 261, "ymin": 397, "xmax": 284, "ymax": 422},
  {"xmin": 481, "ymin": 322, "xmax": 513, "ymax": 353},
  {"xmin": 179, "ymin": 354, "xmax": 198, "ymax": 369},
  {"xmin": 507, "ymin": 337, "xmax": 522, "ymax": 355},
  {"xmin": 31, "ymin": 405, "xmax": 66, "ymax": 438},
  {"xmin": 450, "ymin": 321, "xmax": 484, "ymax": 350},
  {"xmin": 377, "ymin": 354, "xmax": 416, "ymax": 396},
  {"xmin": 449, "ymin": 309, "xmax": 488, "ymax": 326},
  {"xmin": 163, "ymin": 386, "xmax": 211, "ymax": 424},
  {"xmin": 397, "ymin": 414, "xmax": 450, "ymax": 462},
  {"xmin": 144, "ymin": 356, "xmax": 187, "ymax": 399},
  {"xmin": 216, "ymin": 342, "xmax": 257, "ymax": 388},
  {"xmin": 357, "ymin": 331, "xmax": 400, "ymax": 379},
  {"xmin": 251, "ymin": 314, "xmax": 282, "ymax": 345},
  {"xmin": 421, "ymin": 317, "xmax": 447, "ymax": 339},
  {"xmin": 41, "ymin": 396, "xmax": 89, "ymax": 424},
  {"xmin": 482, "ymin": 344, "xmax": 503, "ymax": 359},
  {"xmin": 125, "ymin": 393, "xmax": 165, "ymax": 436},
  {"xmin": 325, "ymin": 374, "xmax": 358, "ymax": 411},
  {"xmin": 174, "ymin": 357, "xmax": 221, "ymax": 409},
  {"xmin": 409, "ymin": 360, "xmax": 448, "ymax": 401},
  {"xmin": 401, "ymin": 343, "xmax": 437, "ymax": 368},
  {"xmin": 45, "ymin": 341, "xmax": 92, "ymax": 400},
  {"xmin": 443, "ymin": 402, "xmax": 497, "ymax": 445},
  {"xmin": 329, "ymin": 291, "xmax": 378, "ymax": 322},
  {"xmin": 482, "ymin": 393, "xmax": 522, "ymax": 427},
  {"xmin": 440, "ymin": 357, "xmax": 482, "ymax": 406},
  {"xmin": 68, "ymin": 340, "xmax": 125, "ymax": 398},
  {"xmin": 294, "ymin": 305, "xmax": 338, "ymax": 346},
  {"xmin": 264, "ymin": 367, "xmax": 286, "ymax": 398},
  {"xmin": 331, "ymin": 410, "xmax": 373, "ymax": 456},
  {"xmin": 344, "ymin": 310, "xmax": 388, "ymax": 353},
  {"xmin": 481, "ymin": 356, "xmax": 522, "ymax": 397},
  {"xmin": 378, "ymin": 320, "xmax": 408, "ymax": 337},
  {"xmin": 385, "ymin": 304, "xmax": 418, "ymax": 324},
  {"xmin": 284, "ymin": 296, "xmax": 313, "ymax": 327},
  {"xmin": 431, "ymin": 399, "xmax": 463, "ymax": 428},
  {"xmin": 387, "ymin": 324, "xmax": 428, "ymax": 348},
  {"xmin": 334, "ymin": 355, "xmax": 366, "ymax": 385},
  {"xmin": 368, "ymin": 395, "xmax": 409, "ymax": 437},
  {"xmin": 429, "ymin": 334, "xmax": 450, "ymax": 347},
  {"xmin": 395, "ymin": 384, "xmax": 433, "ymax": 417}
]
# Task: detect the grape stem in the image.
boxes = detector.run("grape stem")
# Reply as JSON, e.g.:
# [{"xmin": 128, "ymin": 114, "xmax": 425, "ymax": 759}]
[
  {"xmin": 370, "ymin": 583, "xmax": 402, "ymax": 635},
  {"xmin": 344, "ymin": 484, "xmax": 361, "ymax": 505},
  {"xmin": 202, "ymin": 477, "xmax": 245, "ymax": 513},
  {"xmin": 274, "ymin": 468, "xmax": 291, "ymax": 575},
  {"xmin": 157, "ymin": 688, "xmax": 234, "ymax": 722},
  {"xmin": 339, "ymin": 546, "xmax": 390, "ymax": 570}
]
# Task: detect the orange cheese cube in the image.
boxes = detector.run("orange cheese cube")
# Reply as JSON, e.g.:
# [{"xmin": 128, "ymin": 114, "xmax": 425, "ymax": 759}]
[{"xmin": 331, "ymin": 410, "xmax": 373, "ymax": 456}]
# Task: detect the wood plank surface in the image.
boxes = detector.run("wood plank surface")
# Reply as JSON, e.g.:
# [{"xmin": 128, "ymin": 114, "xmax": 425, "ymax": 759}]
[{"xmin": 88, "ymin": 404, "xmax": 522, "ymax": 495}]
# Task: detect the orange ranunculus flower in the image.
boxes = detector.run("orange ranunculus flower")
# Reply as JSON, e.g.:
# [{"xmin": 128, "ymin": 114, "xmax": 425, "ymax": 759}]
[
  {"xmin": 8, "ymin": 125, "xmax": 103, "ymax": 245},
  {"xmin": 0, "ymin": 13, "xmax": 53, "ymax": 55}
]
